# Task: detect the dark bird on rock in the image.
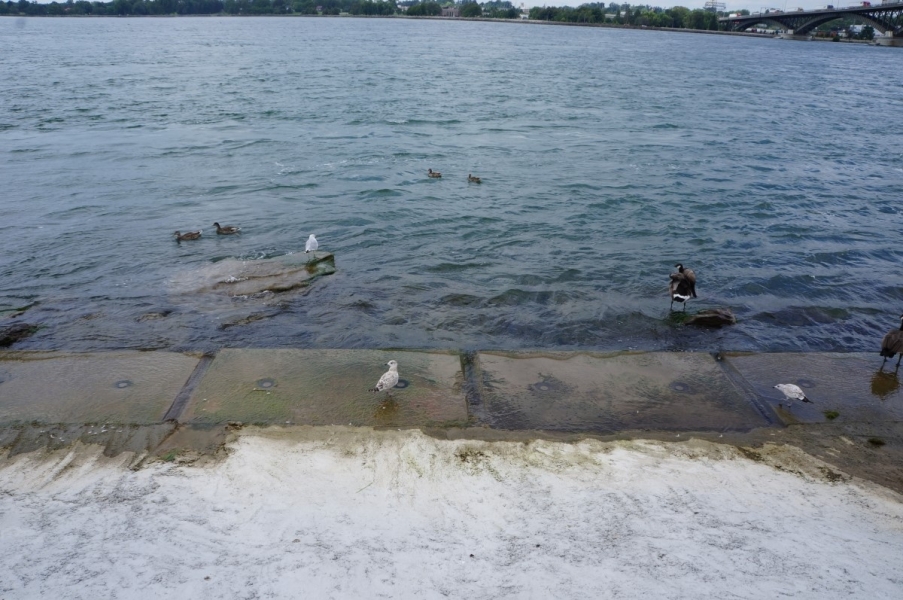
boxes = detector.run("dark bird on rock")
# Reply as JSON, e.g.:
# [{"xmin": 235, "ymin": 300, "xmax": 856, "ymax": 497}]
[
  {"xmin": 669, "ymin": 263, "xmax": 697, "ymax": 311},
  {"xmin": 213, "ymin": 222, "xmax": 241, "ymax": 235},
  {"xmin": 174, "ymin": 230, "xmax": 202, "ymax": 241},
  {"xmin": 880, "ymin": 314, "xmax": 903, "ymax": 369}
]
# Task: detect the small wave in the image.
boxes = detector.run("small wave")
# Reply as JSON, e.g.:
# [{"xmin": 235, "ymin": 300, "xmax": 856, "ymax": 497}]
[{"xmin": 425, "ymin": 262, "xmax": 489, "ymax": 274}]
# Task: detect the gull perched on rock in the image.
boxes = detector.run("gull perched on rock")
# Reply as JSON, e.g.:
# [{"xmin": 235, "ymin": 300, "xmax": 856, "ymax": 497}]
[
  {"xmin": 369, "ymin": 360, "xmax": 399, "ymax": 397},
  {"xmin": 774, "ymin": 383, "xmax": 813, "ymax": 407},
  {"xmin": 305, "ymin": 234, "xmax": 318, "ymax": 254}
]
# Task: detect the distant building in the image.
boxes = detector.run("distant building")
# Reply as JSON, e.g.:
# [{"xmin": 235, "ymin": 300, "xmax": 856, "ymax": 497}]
[{"xmin": 441, "ymin": 7, "xmax": 460, "ymax": 17}]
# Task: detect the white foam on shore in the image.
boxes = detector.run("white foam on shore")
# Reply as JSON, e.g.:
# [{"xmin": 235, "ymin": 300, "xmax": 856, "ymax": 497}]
[{"xmin": 1, "ymin": 430, "xmax": 902, "ymax": 599}]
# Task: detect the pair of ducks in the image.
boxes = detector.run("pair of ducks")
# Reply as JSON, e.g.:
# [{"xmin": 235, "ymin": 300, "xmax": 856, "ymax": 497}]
[
  {"xmin": 173, "ymin": 222, "xmax": 240, "ymax": 241},
  {"xmin": 427, "ymin": 169, "xmax": 482, "ymax": 184}
]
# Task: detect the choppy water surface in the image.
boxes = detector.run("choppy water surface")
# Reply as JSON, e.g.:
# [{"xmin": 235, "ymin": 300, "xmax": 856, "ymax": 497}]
[{"xmin": 1, "ymin": 17, "xmax": 902, "ymax": 353}]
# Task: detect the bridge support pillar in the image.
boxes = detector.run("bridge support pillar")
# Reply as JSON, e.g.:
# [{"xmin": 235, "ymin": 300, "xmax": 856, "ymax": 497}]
[{"xmin": 875, "ymin": 35, "xmax": 903, "ymax": 47}]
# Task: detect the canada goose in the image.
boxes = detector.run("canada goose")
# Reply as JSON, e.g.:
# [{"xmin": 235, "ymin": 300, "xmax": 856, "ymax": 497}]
[
  {"xmin": 774, "ymin": 383, "xmax": 813, "ymax": 407},
  {"xmin": 668, "ymin": 264, "xmax": 697, "ymax": 311},
  {"xmin": 305, "ymin": 234, "xmax": 318, "ymax": 254},
  {"xmin": 880, "ymin": 315, "xmax": 903, "ymax": 368},
  {"xmin": 468, "ymin": 174, "xmax": 482, "ymax": 184},
  {"xmin": 427, "ymin": 169, "xmax": 442, "ymax": 178},
  {"xmin": 369, "ymin": 360, "xmax": 399, "ymax": 397},
  {"xmin": 213, "ymin": 222, "xmax": 241, "ymax": 235},
  {"xmin": 174, "ymin": 230, "xmax": 202, "ymax": 241},
  {"xmin": 675, "ymin": 264, "xmax": 697, "ymax": 298}
]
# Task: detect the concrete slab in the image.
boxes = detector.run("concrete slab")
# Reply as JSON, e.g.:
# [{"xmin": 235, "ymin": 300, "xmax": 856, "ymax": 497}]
[
  {"xmin": 723, "ymin": 352, "xmax": 903, "ymax": 425},
  {"xmin": 475, "ymin": 351, "xmax": 768, "ymax": 433},
  {"xmin": 0, "ymin": 351, "xmax": 200, "ymax": 425},
  {"xmin": 181, "ymin": 349, "xmax": 467, "ymax": 427}
]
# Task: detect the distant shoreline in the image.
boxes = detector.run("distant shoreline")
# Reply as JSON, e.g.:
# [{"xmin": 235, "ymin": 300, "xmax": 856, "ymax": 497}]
[{"xmin": 1, "ymin": 13, "xmax": 780, "ymax": 39}]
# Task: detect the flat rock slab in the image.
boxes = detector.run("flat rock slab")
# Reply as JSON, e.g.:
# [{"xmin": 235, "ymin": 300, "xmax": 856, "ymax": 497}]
[
  {"xmin": 170, "ymin": 252, "xmax": 335, "ymax": 298},
  {"xmin": 181, "ymin": 349, "xmax": 467, "ymax": 427},
  {"xmin": 0, "ymin": 351, "xmax": 199, "ymax": 425},
  {"xmin": 724, "ymin": 352, "xmax": 903, "ymax": 425},
  {"xmin": 475, "ymin": 351, "xmax": 768, "ymax": 433}
]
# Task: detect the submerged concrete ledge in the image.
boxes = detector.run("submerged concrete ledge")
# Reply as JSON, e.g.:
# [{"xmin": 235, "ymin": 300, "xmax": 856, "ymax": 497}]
[
  {"xmin": 1, "ymin": 348, "xmax": 901, "ymax": 492},
  {"xmin": 1, "ymin": 348, "xmax": 900, "ymax": 430}
]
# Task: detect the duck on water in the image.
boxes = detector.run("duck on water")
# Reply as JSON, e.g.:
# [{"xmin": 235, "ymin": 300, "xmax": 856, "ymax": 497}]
[{"xmin": 214, "ymin": 222, "xmax": 241, "ymax": 235}]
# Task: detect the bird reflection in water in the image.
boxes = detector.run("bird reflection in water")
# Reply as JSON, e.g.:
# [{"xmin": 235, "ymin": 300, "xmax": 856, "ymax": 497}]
[
  {"xmin": 375, "ymin": 397, "xmax": 400, "ymax": 422},
  {"xmin": 871, "ymin": 370, "xmax": 900, "ymax": 400}
]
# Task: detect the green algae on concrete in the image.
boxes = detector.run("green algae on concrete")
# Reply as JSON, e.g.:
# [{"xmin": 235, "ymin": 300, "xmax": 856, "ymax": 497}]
[
  {"xmin": 0, "ymin": 351, "xmax": 199, "ymax": 425},
  {"xmin": 474, "ymin": 351, "xmax": 768, "ymax": 433},
  {"xmin": 181, "ymin": 349, "xmax": 467, "ymax": 427},
  {"xmin": 723, "ymin": 352, "xmax": 903, "ymax": 425}
]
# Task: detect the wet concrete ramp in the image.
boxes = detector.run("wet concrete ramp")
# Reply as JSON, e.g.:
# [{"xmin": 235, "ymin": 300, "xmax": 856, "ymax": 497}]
[
  {"xmin": 474, "ymin": 351, "xmax": 769, "ymax": 433},
  {"xmin": 723, "ymin": 352, "xmax": 903, "ymax": 425},
  {"xmin": 180, "ymin": 349, "xmax": 467, "ymax": 427},
  {"xmin": 0, "ymin": 351, "xmax": 199, "ymax": 425}
]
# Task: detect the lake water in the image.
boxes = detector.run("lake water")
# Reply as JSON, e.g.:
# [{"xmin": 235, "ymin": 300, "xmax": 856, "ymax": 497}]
[{"xmin": 1, "ymin": 16, "xmax": 902, "ymax": 353}]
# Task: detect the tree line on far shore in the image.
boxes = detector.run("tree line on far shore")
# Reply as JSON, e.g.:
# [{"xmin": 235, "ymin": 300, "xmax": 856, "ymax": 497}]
[
  {"xmin": 529, "ymin": 4, "xmax": 720, "ymax": 30},
  {"xmin": 1, "ymin": 0, "xmax": 721, "ymax": 33}
]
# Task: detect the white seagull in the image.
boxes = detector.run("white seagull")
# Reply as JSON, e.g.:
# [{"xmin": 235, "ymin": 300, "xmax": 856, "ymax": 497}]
[
  {"xmin": 369, "ymin": 360, "xmax": 399, "ymax": 396},
  {"xmin": 774, "ymin": 383, "xmax": 813, "ymax": 407},
  {"xmin": 305, "ymin": 234, "xmax": 318, "ymax": 254}
]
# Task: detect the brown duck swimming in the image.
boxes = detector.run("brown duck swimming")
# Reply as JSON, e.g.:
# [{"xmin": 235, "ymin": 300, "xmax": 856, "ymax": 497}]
[
  {"xmin": 213, "ymin": 222, "xmax": 241, "ymax": 235},
  {"xmin": 427, "ymin": 169, "xmax": 442, "ymax": 178},
  {"xmin": 174, "ymin": 230, "xmax": 202, "ymax": 241},
  {"xmin": 468, "ymin": 174, "xmax": 482, "ymax": 184}
]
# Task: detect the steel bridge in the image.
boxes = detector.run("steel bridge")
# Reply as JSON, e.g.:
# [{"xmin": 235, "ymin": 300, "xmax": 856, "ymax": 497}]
[{"xmin": 719, "ymin": 3, "xmax": 903, "ymax": 38}]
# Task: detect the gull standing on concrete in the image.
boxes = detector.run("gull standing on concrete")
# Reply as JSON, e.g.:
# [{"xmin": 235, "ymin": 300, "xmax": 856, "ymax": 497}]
[
  {"xmin": 774, "ymin": 383, "xmax": 813, "ymax": 408},
  {"xmin": 305, "ymin": 234, "xmax": 318, "ymax": 255},
  {"xmin": 879, "ymin": 314, "xmax": 903, "ymax": 369},
  {"xmin": 369, "ymin": 360, "xmax": 399, "ymax": 397}
]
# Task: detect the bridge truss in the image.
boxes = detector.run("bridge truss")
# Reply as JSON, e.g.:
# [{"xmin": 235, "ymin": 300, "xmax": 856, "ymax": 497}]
[{"xmin": 720, "ymin": 3, "xmax": 903, "ymax": 36}]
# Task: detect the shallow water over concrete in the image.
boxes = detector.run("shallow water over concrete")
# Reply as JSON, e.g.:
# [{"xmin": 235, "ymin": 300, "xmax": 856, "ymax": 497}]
[
  {"xmin": 180, "ymin": 349, "xmax": 467, "ymax": 427},
  {"xmin": 0, "ymin": 351, "xmax": 198, "ymax": 425},
  {"xmin": 723, "ymin": 352, "xmax": 903, "ymax": 425},
  {"xmin": 473, "ymin": 351, "xmax": 769, "ymax": 433}
]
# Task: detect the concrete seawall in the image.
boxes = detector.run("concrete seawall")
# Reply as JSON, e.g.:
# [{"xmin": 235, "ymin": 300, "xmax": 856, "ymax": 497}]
[{"xmin": 1, "ymin": 348, "xmax": 901, "ymax": 491}]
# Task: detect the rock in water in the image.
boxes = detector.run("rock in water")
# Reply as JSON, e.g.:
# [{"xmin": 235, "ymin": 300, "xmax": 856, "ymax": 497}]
[
  {"xmin": 0, "ymin": 323, "xmax": 38, "ymax": 347},
  {"xmin": 684, "ymin": 308, "xmax": 736, "ymax": 328}
]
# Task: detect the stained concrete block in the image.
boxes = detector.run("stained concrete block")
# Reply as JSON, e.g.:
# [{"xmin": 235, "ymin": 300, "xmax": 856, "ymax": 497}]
[
  {"xmin": 181, "ymin": 349, "xmax": 467, "ymax": 427},
  {"xmin": 475, "ymin": 351, "xmax": 769, "ymax": 433},
  {"xmin": 0, "ymin": 351, "xmax": 199, "ymax": 425},
  {"xmin": 723, "ymin": 352, "xmax": 903, "ymax": 425}
]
